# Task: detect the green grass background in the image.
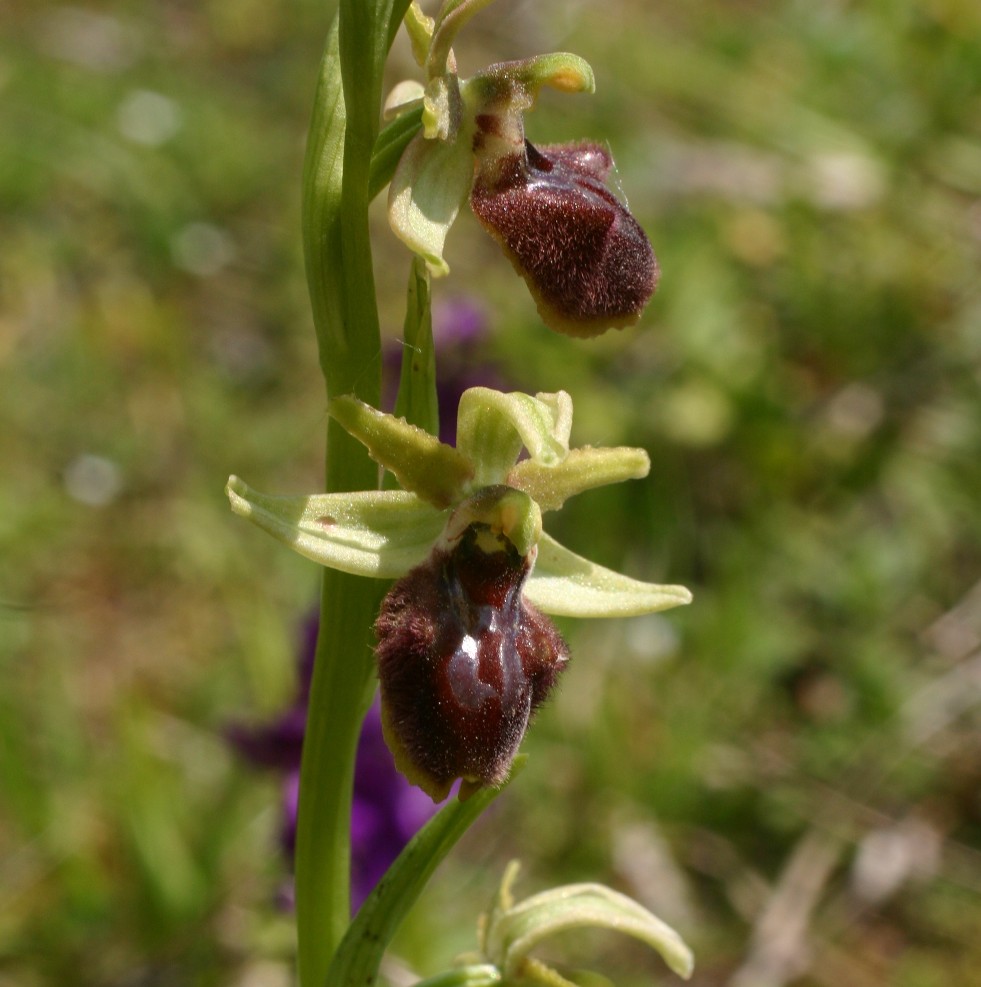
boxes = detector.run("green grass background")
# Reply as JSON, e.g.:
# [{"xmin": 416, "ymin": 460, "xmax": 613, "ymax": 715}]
[{"xmin": 3, "ymin": 1, "xmax": 981, "ymax": 984}]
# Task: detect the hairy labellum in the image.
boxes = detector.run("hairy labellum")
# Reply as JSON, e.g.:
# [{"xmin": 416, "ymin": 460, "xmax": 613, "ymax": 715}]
[
  {"xmin": 471, "ymin": 138, "xmax": 658, "ymax": 338},
  {"xmin": 375, "ymin": 521, "xmax": 569, "ymax": 801}
]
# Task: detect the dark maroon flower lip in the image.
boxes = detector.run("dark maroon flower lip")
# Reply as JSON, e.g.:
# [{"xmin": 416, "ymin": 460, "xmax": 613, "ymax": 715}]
[
  {"xmin": 471, "ymin": 138, "xmax": 658, "ymax": 338},
  {"xmin": 375, "ymin": 518, "xmax": 569, "ymax": 802}
]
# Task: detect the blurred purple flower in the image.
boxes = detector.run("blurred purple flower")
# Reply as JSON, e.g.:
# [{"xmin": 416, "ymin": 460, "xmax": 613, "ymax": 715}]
[{"xmin": 226, "ymin": 615, "xmax": 439, "ymax": 911}]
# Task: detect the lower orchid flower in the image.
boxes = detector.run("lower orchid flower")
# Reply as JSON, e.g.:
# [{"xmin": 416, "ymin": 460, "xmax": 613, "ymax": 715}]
[{"xmin": 227, "ymin": 387, "xmax": 690, "ymax": 801}]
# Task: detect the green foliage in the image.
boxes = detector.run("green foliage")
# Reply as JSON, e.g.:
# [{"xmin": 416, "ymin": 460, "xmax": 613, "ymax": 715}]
[{"xmin": 3, "ymin": 1, "xmax": 981, "ymax": 985}]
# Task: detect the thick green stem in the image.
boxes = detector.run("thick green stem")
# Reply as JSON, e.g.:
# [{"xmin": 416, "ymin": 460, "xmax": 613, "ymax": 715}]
[{"xmin": 296, "ymin": 2, "xmax": 411, "ymax": 985}]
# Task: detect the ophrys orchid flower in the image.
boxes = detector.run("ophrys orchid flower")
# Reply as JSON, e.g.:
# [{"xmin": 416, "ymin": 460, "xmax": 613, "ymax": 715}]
[
  {"xmin": 386, "ymin": 0, "xmax": 659, "ymax": 337},
  {"xmin": 227, "ymin": 387, "xmax": 690, "ymax": 801}
]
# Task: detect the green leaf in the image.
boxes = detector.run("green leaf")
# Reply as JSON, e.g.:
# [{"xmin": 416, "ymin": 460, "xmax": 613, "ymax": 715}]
[
  {"xmin": 483, "ymin": 864, "xmax": 694, "ymax": 981},
  {"xmin": 329, "ymin": 396, "xmax": 473, "ymax": 507},
  {"xmin": 226, "ymin": 476, "xmax": 446, "ymax": 578},
  {"xmin": 388, "ymin": 128, "xmax": 476, "ymax": 276},
  {"xmin": 456, "ymin": 390, "xmax": 573, "ymax": 487},
  {"xmin": 500, "ymin": 887, "xmax": 694, "ymax": 980},
  {"xmin": 524, "ymin": 533, "xmax": 692, "ymax": 618},
  {"xmin": 327, "ymin": 761, "xmax": 524, "ymax": 987},
  {"xmin": 507, "ymin": 446, "xmax": 650, "ymax": 512}
]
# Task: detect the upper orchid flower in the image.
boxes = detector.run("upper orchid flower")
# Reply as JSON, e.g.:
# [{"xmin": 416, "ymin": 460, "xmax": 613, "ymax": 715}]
[
  {"xmin": 385, "ymin": 0, "xmax": 658, "ymax": 337},
  {"xmin": 226, "ymin": 388, "xmax": 690, "ymax": 801}
]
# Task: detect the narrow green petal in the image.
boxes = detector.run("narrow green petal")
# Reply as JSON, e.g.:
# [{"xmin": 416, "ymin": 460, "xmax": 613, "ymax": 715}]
[
  {"xmin": 383, "ymin": 79, "xmax": 426, "ymax": 118},
  {"xmin": 524, "ymin": 533, "xmax": 692, "ymax": 617},
  {"xmin": 387, "ymin": 128, "xmax": 474, "ymax": 276},
  {"xmin": 329, "ymin": 395, "xmax": 473, "ymax": 507},
  {"xmin": 508, "ymin": 446, "xmax": 650, "ymax": 512},
  {"xmin": 427, "ymin": 0, "xmax": 498, "ymax": 78},
  {"xmin": 422, "ymin": 74, "xmax": 459, "ymax": 140},
  {"xmin": 226, "ymin": 475, "xmax": 447, "ymax": 578},
  {"xmin": 404, "ymin": 1, "xmax": 434, "ymax": 67},
  {"xmin": 456, "ymin": 388, "xmax": 572, "ymax": 486}
]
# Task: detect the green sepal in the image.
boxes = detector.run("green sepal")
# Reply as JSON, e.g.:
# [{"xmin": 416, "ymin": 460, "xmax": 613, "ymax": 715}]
[
  {"xmin": 456, "ymin": 389, "xmax": 573, "ymax": 487},
  {"xmin": 326, "ymin": 759, "xmax": 525, "ymax": 987},
  {"xmin": 473, "ymin": 52, "xmax": 595, "ymax": 101},
  {"xmin": 525, "ymin": 533, "xmax": 692, "ymax": 618},
  {"xmin": 329, "ymin": 395, "xmax": 473, "ymax": 507},
  {"xmin": 507, "ymin": 960, "xmax": 613, "ymax": 987},
  {"xmin": 225, "ymin": 475, "xmax": 447, "ymax": 578},
  {"xmin": 508, "ymin": 446, "xmax": 650, "ymax": 512},
  {"xmin": 483, "ymin": 862, "xmax": 694, "ymax": 982},
  {"xmin": 387, "ymin": 127, "xmax": 475, "ymax": 276}
]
